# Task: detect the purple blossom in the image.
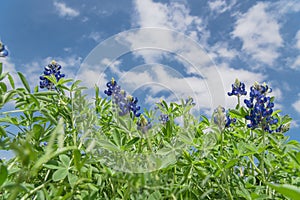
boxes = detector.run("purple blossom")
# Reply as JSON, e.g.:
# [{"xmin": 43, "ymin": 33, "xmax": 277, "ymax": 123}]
[
  {"xmin": 244, "ymin": 82, "xmax": 279, "ymax": 133},
  {"xmin": 0, "ymin": 41, "xmax": 9, "ymax": 57},
  {"xmin": 39, "ymin": 60, "xmax": 65, "ymax": 90}
]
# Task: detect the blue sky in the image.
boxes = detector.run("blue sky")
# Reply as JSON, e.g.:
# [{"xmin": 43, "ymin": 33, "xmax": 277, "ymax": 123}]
[{"xmin": 1, "ymin": 0, "xmax": 300, "ymax": 145}]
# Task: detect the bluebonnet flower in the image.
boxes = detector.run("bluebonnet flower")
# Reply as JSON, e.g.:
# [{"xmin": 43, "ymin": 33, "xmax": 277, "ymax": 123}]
[
  {"xmin": 137, "ymin": 114, "xmax": 152, "ymax": 133},
  {"xmin": 0, "ymin": 41, "xmax": 9, "ymax": 57},
  {"xmin": 159, "ymin": 114, "xmax": 169, "ymax": 124},
  {"xmin": 40, "ymin": 142, "xmax": 48, "ymax": 146},
  {"xmin": 185, "ymin": 96, "xmax": 196, "ymax": 106},
  {"xmin": 213, "ymin": 106, "xmax": 235, "ymax": 129},
  {"xmin": 104, "ymin": 78, "xmax": 141, "ymax": 117},
  {"xmin": 39, "ymin": 60, "xmax": 65, "ymax": 90},
  {"xmin": 244, "ymin": 82, "xmax": 279, "ymax": 133},
  {"xmin": 228, "ymin": 79, "xmax": 247, "ymax": 97},
  {"xmin": 154, "ymin": 99, "xmax": 165, "ymax": 110}
]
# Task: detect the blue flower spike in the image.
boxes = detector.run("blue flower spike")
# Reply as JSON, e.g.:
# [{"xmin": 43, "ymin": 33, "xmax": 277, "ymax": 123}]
[
  {"xmin": 104, "ymin": 78, "xmax": 141, "ymax": 118},
  {"xmin": 213, "ymin": 106, "xmax": 235, "ymax": 130},
  {"xmin": 39, "ymin": 60, "xmax": 65, "ymax": 90},
  {"xmin": 0, "ymin": 41, "xmax": 9, "ymax": 57},
  {"xmin": 137, "ymin": 114, "xmax": 152, "ymax": 133},
  {"xmin": 228, "ymin": 79, "xmax": 247, "ymax": 107},
  {"xmin": 228, "ymin": 79, "xmax": 247, "ymax": 97},
  {"xmin": 159, "ymin": 114, "xmax": 169, "ymax": 124},
  {"xmin": 244, "ymin": 82, "xmax": 279, "ymax": 133},
  {"xmin": 185, "ymin": 96, "xmax": 196, "ymax": 106}
]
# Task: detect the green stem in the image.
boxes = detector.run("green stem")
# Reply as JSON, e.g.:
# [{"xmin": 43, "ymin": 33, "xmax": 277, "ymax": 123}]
[
  {"xmin": 250, "ymin": 130, "xmax": 254, "ymax": 177},
  {"xmin": 220, "ymin": 130, "xmax": 224, "ymax": 156},
  {"xmin": 260, "ymin": 130, "xmax": 266, "ymax": 190},
  {"xmin": 70, "ymin": 91, "xmax": 77, "ymax": 146}
]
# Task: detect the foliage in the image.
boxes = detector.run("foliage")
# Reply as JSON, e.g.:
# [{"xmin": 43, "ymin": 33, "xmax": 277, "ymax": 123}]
[{"xmin": 0, "ymin": 61, "xmax": 300, "ymax": 200}]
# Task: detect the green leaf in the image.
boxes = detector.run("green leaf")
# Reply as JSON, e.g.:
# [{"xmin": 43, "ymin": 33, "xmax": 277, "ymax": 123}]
[
  {"xmin": 40, "ymin": 108, "xmax": 57, "ymax": 125},
  {"xmin": 73, "ymin": 149, "xmax": 82, "ymax": 171},
  {"xmin": 0, "ymin": 72, "xmax": 8, "ymax": 81},
  {"xmin": 71, "ymin": 80, "xmax": 82, "ymax": 91},
  {"xmin": 43, "ymin": 164, "xmax": 61, "ymax": 170},
  {"xmin": 97, "ymin": 140, "xmax": 120, "ymax": 152},
  {"xmin": 52, "ymin": 168, "xmax": 68, "ymax": 181},
  {"xmin": 68, "ymin": 173, "xmax": 78, "ymax": 188},
  {"xmin": 32, "ymin": 124, "xmax": 43, "ymax": 141},
  {"xmin": 229, "ymin": 109, "xmax": 243, "ymax": 118},
  {"xmin": 147, "ymin": 191, "xmax": 162, "ymax": 200},
  {"xmin": 17, "ymin": 72, "xmax": 31, "ymax": 93},
  {"xmin": 267, "ymin": 183, "xmax": 300, "ymax": 200},
  {"xmin": 0, "ymin": 82, "xmax": 7, "ymax": 93},
  {"xmin": 0, "ymin": 164, "xmax": 8, "ymax": 187},
  {"xmin": 57, "ymin": 78, "xmax": 72, "ymax": 85},
  {"xmin": 0, "ymin": 63, "xmax": 2, "ymax": 75},
  {"xmin": 125, "ymin": 137, "xmax": 140, "ymax": 148},
  {"xmin": 7, "ymin": 73, "xmax": 15, "ymax": 89},
  {"xmin": 34, "ymin": 91, "xmax": 58, "ymax": 96},
  {"xmin": 0, "ymin": 126, "xmax": 6, "ymax": 137},
  {"xmin": 37, "ymin": 190, "xmax": 45, "ymax": 200},
  {"xmin": 225, "ymin": 159, "xmax": 239, "ymax": 169},
  {"xmin": 3, "ymin": 90, "xmax": 16, "ymax": 104},
  {"xmin": 59, "ymin": 154, "xmax": 70, "ymax": 167}
]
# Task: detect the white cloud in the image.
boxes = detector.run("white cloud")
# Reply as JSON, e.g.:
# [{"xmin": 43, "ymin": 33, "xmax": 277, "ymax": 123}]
[
  {"xmin": 290, "ymin": 120, "xmax": 299, "ymax": 128},
  {"xmin": 209, "ymin": 42, "xmax": 238, "ymax": 61},
  {"xmin": 272, "ymin": 0, "xmax": 300, "ymax": 14},
  {"xmin": 208, "ymin": 0, "xmax": 237, "ymax": 14},
  {"xmin": 132, "ymin": 0, "xmax": 207, "ymax": 41},
  {"xmin": 232, "ymin": 2, "xmax": 283, "ymax": 66},
  {"xmin": 291, "ymin": 56, "xmax": 300, "ymax": 70},
  {"xmin": 121, "ymin": 0, "xmax": 211, "ymax": 72},
  {"xmin": 64, "ymin": 47, "xmax": 71, "ymax": 52},
  {"xmin": 292, "ymin": 98, "xmax": 300, "ymax": 114},
  {"xmin": 53, "ymin": 2, "xmax": 79, "ymax": 18},
  {"xmin": 295, "ymin": 30, "xmax": 300, "ymax": 50},
  {"xmin": 288, "ymin": 31, "xmax": 300, "ymax": 69},
  {"xmin": 87, "ymin": 32, "xmax": 103, "ymax": 43}
]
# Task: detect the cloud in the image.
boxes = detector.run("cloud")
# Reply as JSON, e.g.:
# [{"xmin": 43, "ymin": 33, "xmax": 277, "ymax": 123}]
[
  {"xmin": 209, "ymin": 42, "xmax": 238, "ymax": 61},
  {"xmin": 289, "ymin": 30, "xmax": 300, "ymax": 69},
  {"xmin": 292, "ymin": 98, "xmax": 300, "ymax": 114},
  {"xmin": 53, "ymin": 2, "xmax": 79, "ymax": 18},
  {"xmin": 291, "ymin": 56, "xmax": 300, "ymax": 70},
  {"xmin": 272, "ymin": 0, "xmax": 300, "ymax": 14},
  {"xmin": 296, "ymin": 30, "xmax": 300, "ymax": 50},
  {"xmin": 232, "ymin": 2, "xmax": 283, "ymax": 66},
  {"xmin": 87, "ymin": 32, "xmax": 103, "ymax": 43},
  {"xmin": 132, "ymin": 0, "xmax": 207, "ymax": 41},
  {"xmin": 122, "ymin": 0, "xmax": 211, "ymax": 71},
  {"xmin": 208, "ymin": 0, "xmax": 237, "ymax": 14}
]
